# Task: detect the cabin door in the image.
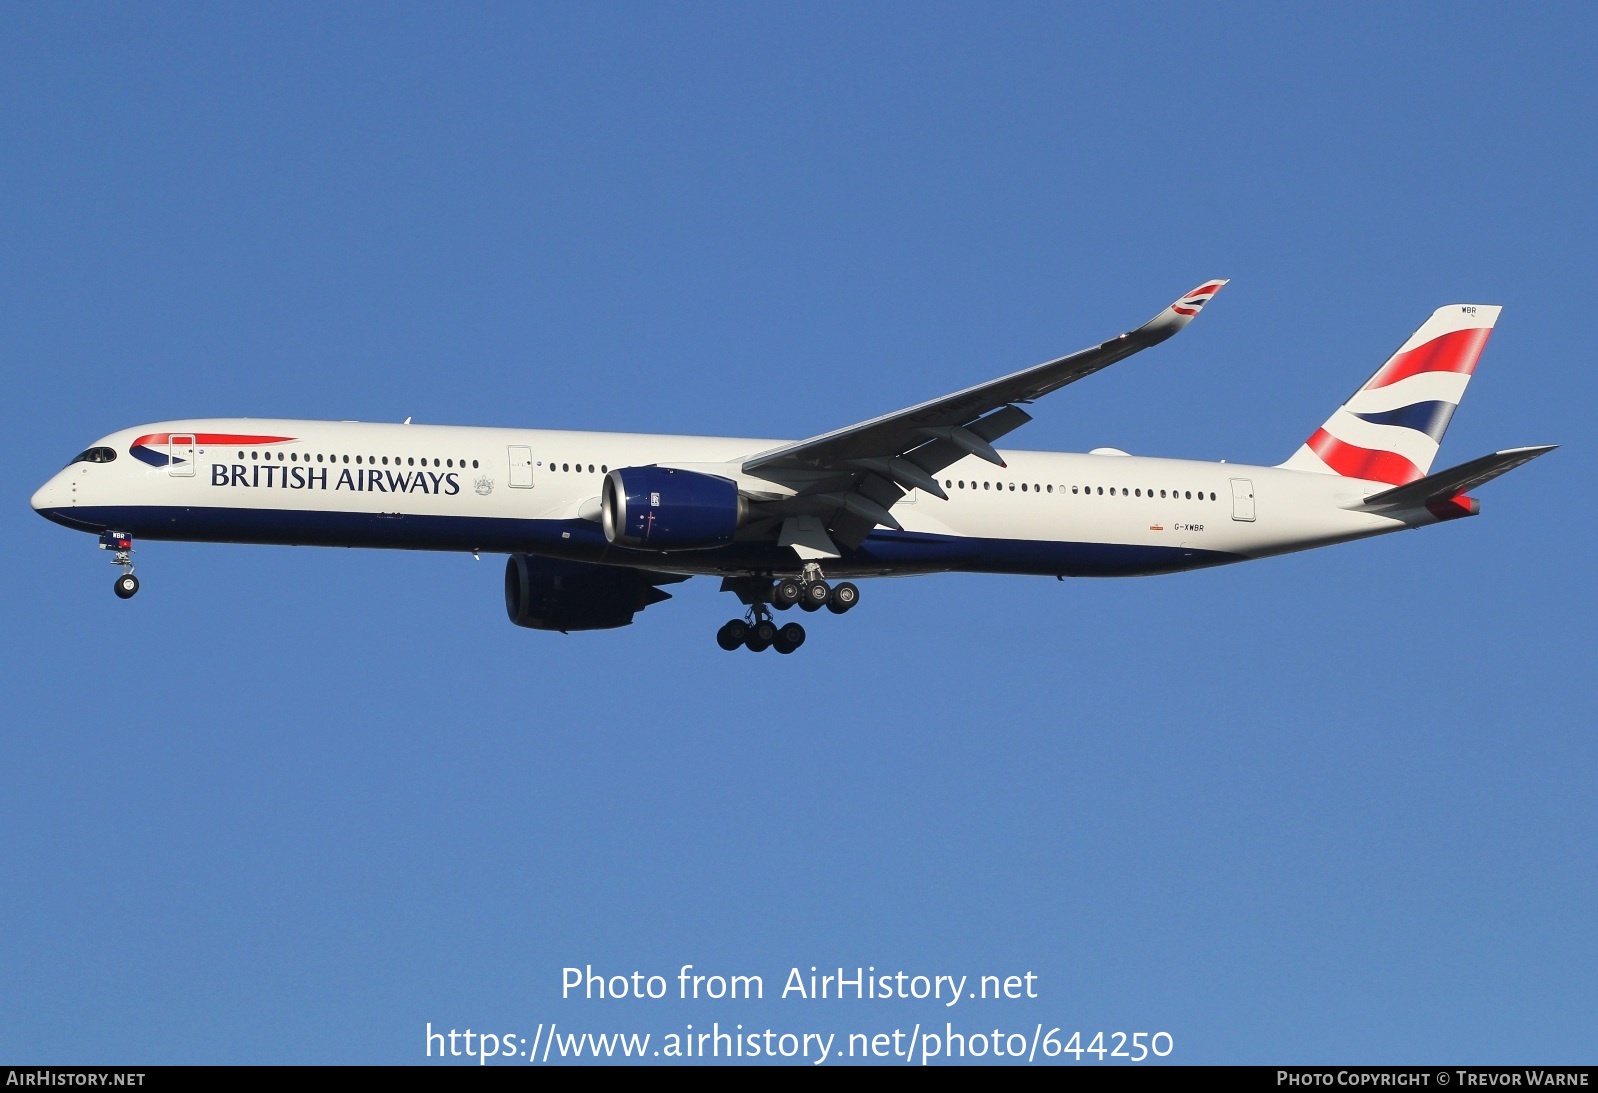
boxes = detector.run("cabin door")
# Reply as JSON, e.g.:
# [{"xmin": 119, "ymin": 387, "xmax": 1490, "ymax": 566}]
[
  {"xmin": 1229, "ymin": 477, "xmax": 1256, "ymax": 521},
  {"xmin": 169, "ymin": 434, "xmax": 197, "ymax": 477},
  {"xmin": 508, "ymin": 446, "xmax": 534, "ymax": 488}
]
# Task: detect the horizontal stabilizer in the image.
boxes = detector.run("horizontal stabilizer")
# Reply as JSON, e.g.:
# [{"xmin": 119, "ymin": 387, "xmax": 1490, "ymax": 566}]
[{"xmin": 1352, "ymin": 445, "xmax": 1556, "ymax": 513}]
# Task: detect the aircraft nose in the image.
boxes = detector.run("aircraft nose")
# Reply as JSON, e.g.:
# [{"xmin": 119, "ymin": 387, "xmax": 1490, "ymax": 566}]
[{"xmin": 31, "ymin": 474, "xmax": 64, "ymax": 514}]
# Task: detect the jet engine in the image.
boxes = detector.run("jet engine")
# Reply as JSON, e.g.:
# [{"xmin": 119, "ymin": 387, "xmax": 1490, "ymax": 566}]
[
  {"xmin": 504, "ymin": 554, "xmax": 678, "ymax": 631},
  {"xmin": 600, "ymin": 466, "xmax": 746, "ymax": 550}
]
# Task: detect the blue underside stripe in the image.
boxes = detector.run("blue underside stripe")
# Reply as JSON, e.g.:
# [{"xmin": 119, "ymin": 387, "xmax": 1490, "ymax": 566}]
[{"xmin": 38, "ymin": 505, "xmax": 1245, "ymax": 577}]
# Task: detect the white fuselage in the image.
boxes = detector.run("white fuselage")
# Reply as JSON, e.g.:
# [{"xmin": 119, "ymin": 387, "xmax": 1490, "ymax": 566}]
[{"xmin": 32, "ymin": 418, "xmax": 1426, "ymax": 580}]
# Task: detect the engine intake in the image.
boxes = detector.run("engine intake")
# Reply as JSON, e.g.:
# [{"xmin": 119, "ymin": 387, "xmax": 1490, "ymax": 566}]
[{"xmin": 601, "ymin": 466, "xmax": 746, "ymax": 550}]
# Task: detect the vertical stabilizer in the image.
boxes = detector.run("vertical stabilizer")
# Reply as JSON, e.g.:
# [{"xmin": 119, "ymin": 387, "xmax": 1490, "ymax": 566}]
[{"xmin": 1278, "ymin": 304, "xmax": 1501, "ymax": 485}]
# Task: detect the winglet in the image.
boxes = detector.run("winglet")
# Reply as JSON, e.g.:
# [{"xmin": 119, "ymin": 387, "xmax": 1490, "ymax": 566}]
[
  {"xmin": 1171, "ymin": 279, "xmax": 1228, "ymax": 317},
  {"xmin": 1135, "ymin": 279, "xmax": 1229, "ymax": 343}
]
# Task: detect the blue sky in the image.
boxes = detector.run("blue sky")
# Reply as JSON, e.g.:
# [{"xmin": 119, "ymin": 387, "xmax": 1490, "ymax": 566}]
[{"xmin": 2, "ymin": 4, "xmax": 1593, "ymax": 1065}]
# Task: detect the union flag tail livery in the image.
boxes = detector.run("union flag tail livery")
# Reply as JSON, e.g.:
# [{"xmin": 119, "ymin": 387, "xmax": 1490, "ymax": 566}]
[
  {"xmin": 32, "ymin": 282, "xmax": 1554, "ymax": 653},
  {"xmin": 1279, "ymin": 304, "xmax": 1500, "ymax": 485},
  {"xmin": 1170, "ymin": 280, "xmax": 1227, "ymax": 318}
]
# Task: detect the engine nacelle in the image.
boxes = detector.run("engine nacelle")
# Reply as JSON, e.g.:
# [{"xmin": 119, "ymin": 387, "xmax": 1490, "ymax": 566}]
[
  {"xmin": 504, "ymin": 554, "xmax": 673, "ymax": 631},
  {"xmin": 601, "ymin": 466, "xmax": 746, "ymax": 550}
]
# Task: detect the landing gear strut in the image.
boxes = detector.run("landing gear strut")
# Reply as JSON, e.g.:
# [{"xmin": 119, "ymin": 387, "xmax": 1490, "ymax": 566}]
[
  {"xmin": 101, "ymin": 530, "xmax": 139, "ymax": 599},
  {"xmin": 714, "ymin": 570, "xmax": 860, "ymax": 653}
]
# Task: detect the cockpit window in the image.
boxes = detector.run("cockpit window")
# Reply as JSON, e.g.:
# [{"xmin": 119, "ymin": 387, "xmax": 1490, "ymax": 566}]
[{"xmin": 69, "ymin": 447, "xmax": 117, "ymax": 466}]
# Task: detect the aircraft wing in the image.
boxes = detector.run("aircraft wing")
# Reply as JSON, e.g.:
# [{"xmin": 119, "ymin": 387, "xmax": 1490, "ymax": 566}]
[{"xmin": 740, "ymin": 280, "xmax": 1227, "ymax": 552}]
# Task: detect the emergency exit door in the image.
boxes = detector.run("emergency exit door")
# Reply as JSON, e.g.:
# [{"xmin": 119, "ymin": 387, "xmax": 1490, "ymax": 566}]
[
  {"xmin": 1230, "ymin": 477, "xmax": 1256, "ymax": 521},
  {"xmin": 508, "ymin": 445, "xmax": 534, "ymax": 488}
]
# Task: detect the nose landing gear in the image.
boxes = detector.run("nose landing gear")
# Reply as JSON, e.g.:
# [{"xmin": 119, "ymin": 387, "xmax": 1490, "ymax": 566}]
[{"xmin": 100, "ymin": 530, "xmax": 139, "ymax": 599}]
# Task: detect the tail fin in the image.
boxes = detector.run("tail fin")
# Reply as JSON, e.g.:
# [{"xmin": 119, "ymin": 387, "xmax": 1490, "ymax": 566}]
[{"xmin": 1279, "ymin": 304, "xmax": 1502, "ymax": 485}]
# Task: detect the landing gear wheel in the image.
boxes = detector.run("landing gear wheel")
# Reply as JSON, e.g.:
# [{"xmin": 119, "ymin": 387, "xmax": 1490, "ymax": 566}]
[
  {"xmin": 746, "ymin": 619, "xmax": 778, "ymax": 652},
  {"xmin": 773, "ymin": 578, "xmax": 803, "ymax": 609},
  {"xmin": 804, "ymin": 579, "xmax": 832, "ymax": 608},
  {"xmin": 773, "ymin": 622, "xmax": 807, "ymax": 654},
  {"xmin": 827, "ymin": 581, "xmax": 859, "ymax": 614},
  {"xmin": 114, "ymin": 573, "xmax": 140, "ymax": 599},
  {"xmin": 716, "ymin": 620, "xmax": 749, "ymax": 651}
]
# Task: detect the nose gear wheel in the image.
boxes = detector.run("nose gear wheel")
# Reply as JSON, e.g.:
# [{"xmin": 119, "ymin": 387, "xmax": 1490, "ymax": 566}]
[{"xmin": 100, "ymin": 531, "xmax": 139, "ymax": 598}]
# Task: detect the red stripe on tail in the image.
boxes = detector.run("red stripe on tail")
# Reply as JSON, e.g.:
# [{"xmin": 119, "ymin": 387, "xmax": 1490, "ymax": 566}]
[
  {"xmin": 1306, "ymin": 429, "xmax": 1423, "ymax": 485},
  {"xmin": 1365, "ymin": 327, "xmax": 1492, "ymax": 390}
]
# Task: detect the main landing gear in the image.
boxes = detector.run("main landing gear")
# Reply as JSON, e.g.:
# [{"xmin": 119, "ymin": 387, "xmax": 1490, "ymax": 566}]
[
  {"xmin": 715, "ymin": 566, "xmax": 859, "ymax": 653},
  {"xmin": 716, "ymin": 612, "xmax": 807, "ymax": 655},
  {"xmin": 100, "ymin": 530, "xmax": 139, "ymax": 599}
]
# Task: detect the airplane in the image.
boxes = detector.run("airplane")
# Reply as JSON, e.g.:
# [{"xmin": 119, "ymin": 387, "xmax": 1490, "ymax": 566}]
[{"xmin": 31, "ymin": 280, "xmax": 1554, "ymax": 654}]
